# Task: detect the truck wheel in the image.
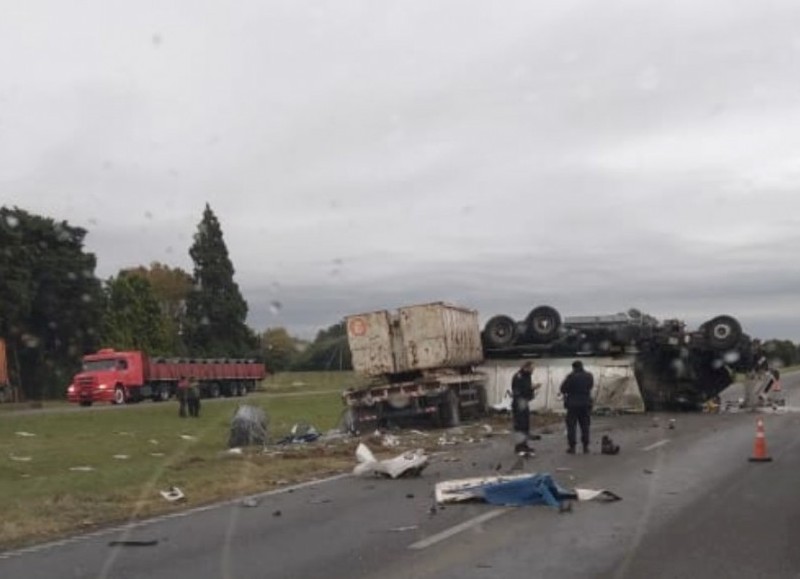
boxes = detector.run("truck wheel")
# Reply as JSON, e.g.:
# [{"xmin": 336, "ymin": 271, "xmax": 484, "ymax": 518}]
[
  {"xmin": 440, "ymin": 389, "xmax": 461, "ymax": 427},
  {"xmin": 525, "ymin": 305, "xmax": 561, "ymax": 343},
  {"xmin": 484, "ymin": 316, "xmax": 518, "ymax": 348},
  {"xmin": 113, "ymin": 386, "xmax": 126, "ymax": 405},
  {"xmin": 79, "ymin": 400, "xmax": 93, "ymax": 407},
  {"xmin": 705, "ymin": 315, "xmax": 742, "ymax": 350}
]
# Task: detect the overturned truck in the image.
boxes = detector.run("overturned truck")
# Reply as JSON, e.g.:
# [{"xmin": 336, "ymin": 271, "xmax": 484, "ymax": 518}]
[
  {"xmin": 482, "ymin": 306, "xmax": 754, "ymax": 410},
  {"xmin": 342, "ymin": 303, "xmax": 488, "ymax": 432}
]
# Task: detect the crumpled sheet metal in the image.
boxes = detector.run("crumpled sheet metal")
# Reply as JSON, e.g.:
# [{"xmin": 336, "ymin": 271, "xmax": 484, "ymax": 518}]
[{"xmin": 352, "ymin": 443, "xmax": 429, "ymax": 479}]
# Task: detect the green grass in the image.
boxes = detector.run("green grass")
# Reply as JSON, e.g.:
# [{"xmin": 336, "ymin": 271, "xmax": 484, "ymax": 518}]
[
  {"xmin": 261, "ymin": 370, "xmax": 366, "ymax": 394},
  {"xmin": 0, "ymin": 388, "xmax": 349, "ymax": 548}
]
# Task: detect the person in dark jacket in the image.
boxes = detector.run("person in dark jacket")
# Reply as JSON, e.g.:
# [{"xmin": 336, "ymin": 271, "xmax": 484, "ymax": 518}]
[
  {"xmin": 560, "ymin": 360, "xmax": 594, "ymax": 454},
  {"xmin": 511, "ymin": 361, "xmax": 540, "ymax": 454},
  {"xmin": 187, "ymin": 378, "xmax": 201, "ymax": 418}
]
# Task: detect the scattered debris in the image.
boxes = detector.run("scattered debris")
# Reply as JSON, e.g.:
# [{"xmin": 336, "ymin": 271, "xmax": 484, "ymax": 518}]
[
  {"xmin": 69, "ymin": 466, "xmax": 95, "ymax": 472},
  {"xmin": 108, "ymin": 540, "xmax": 158, "ymax": 547},
  {"xmin": 149, "ymin": 439, "xmax": 160, "ymax": 445},
  {"xmin": 388, "ymin": 525, "xmax": 418, "ymax": 532},
  {"xmin": 272, "ymin": 510, "xmax": 282, "ymax": 517},
  {"xmin": 559, "ymin": 501, "xmax": 574, "ymax": 514},
  {"xmin": 555, "ymin": 467, "xmax": 573, "ymax": 472},
  {"xmin": 381, "ymin": 434, "xmax": 400, "ymax": 448},
  {"xmin": 405, "ymin": 493, "xmax": 415, "ymax": 499},
  {"xmin": 180, "ymin": 434, "xmax": 197, "ymax": 441},
  {"xmin": 437, "ymin": 436, "xmax": 457, "ymax": 446},
  {"xmin": 490, "ymin": 391, "xmax": 513, "ymax": 413},
  {"xmin": 309, "ymin": 498, "xmax": 332, "ymax": 505},
  {"xmin": 481, "ymin": 424, "xmax": 494, "ymax": 435},
  {"xmin": 442, "ymin": 456, "xmax": 461, "ymax": 463},
  {"xmin": 113, "ymin": 454, "xmax": 130, "ymax": 460},
  {"xmin": 668, "ymin": 419, "xmax": 676, "ymax": 430},
  {"xmin": 409, "ymin": 430, "xmax": 428, "ymax": 437},
  {"xmin": 160, "ymin": 487, "xmax": 185, "ymax": 502},
  {"xmin": 601, "ymin": 435, "xmax": 620, "ymax": 455},
  {"xmin": 150, "ymin": 452, "xmax": 165, "ymax": 457},
  {"xmin": 225, "ymin": 448, "xmax": 244, "ymax": 455},
  {"xmin": 435, "ymin": 474, "xmax": 621, "ymax": 507},
  {"xmin": 228, "ymin": 405, "xmax": 269, "ymax": 448},
  {"xmin": 9, "ymin": 454, "xmax": 32, "ymax": 462},
  {"xmin": 352, "ymin": 443, "xmax": 429, "ymax": 479},
  {"xmin": 15, "ymin": 431, "xmax": 36, "ymax": 437},
  {"xmin": 277, "ymin": 422, "xmax": 320, "ymax": 445},
  {"xmin": 115, "ymin": 432, "xmax": 134, "ymax": 437},
  {"xmin": 643, "ymin": 469, "xmax": 654, "ymax": 475},
  {"xmin": 241, "ymin": 497, "xmax": 259, "ymax": 508}
]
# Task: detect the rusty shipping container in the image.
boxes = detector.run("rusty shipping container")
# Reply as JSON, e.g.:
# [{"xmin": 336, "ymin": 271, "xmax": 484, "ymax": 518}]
[{"xmin": 346, "ymin": 303, "xmax": 483, "ymax": 377}]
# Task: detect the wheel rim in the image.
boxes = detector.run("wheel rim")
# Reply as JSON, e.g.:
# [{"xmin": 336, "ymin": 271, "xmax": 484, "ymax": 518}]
[
  {"xmin": 713, "ymin": 324, "xmax": 731, "ymax": 340},
  {"xmin": 115, "ymin": 388, "xmax": 124, "ymax": 404}
]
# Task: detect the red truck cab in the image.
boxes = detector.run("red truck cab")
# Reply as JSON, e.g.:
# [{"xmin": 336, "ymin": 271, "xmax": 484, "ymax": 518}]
[{"xmin": 67, "ymin": 349, "xmax": 146, "ymax": 406}]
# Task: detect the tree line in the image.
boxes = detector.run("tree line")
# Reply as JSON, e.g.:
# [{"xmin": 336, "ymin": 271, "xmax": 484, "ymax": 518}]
[{"xmin": 0, "ymin": 204, "xmax": 350, "ymax": 400}]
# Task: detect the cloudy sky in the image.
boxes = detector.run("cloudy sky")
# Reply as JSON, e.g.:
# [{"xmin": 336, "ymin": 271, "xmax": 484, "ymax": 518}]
[{"xmin": 2, "ymin": 0, "xmax": 800, "ymax": 339}]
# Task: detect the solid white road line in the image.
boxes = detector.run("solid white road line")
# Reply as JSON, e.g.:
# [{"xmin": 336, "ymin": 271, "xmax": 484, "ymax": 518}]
[
  {"xmin": 408, "ymin": 508, "xmax": 510, "ymax": 550},
  {"xmin": 641, "ymin": 439, "xmax": 670, "ymax": 452}
]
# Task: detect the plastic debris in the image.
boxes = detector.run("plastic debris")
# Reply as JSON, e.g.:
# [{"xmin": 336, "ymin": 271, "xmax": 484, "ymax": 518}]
[
  {"xmin": 113, "ymin": 454, "xmax": 130, "ymax": 460},
  {"xmin": 149, "ymin": 439, "xmax": 160, "ymax": 445},
  {"xmin": 668, "ymin": 419, "xmax": 676, "ymax": 430},
  {"xmin": 15, "ymin": 431, "xmax": 36, "ymax": 437},
  {"xmin": 115, "ymin": 432, "xmax": 134, "ymax": 437},
  {"xmin": 272, "ymin": 510, "xmax": 282, "ymax": 517},
  {"xmin": 226, "ymin": 447, "xmax": 243, "ymax": 455},
  {"xmin": 160, "ymin": 486, "xmax": 185, "ymax": 502},
  {"xmin": 108, "ymin": 540, "xmax": 158, "ymax": 547},
  {"xmin": 9, "ymin": 454, "xmax": 32, "ymax": 462},
  {"xmin": 228, "ymin": 405, "xmax": 269, "ymax": 448},
  {"xmin": 277, "ymin": 422, "xmax": 320, "ymax": 445},
  {"xmin": 381, "ymin": 434, "xmax": 400, "ymax": 448},
  {"xmin": 435, "ymin": 474, "xmax": 621, "ymax": 506},
  {"xmin": 70, "ymin": 466, "xmax": 95, "ymax": 472},
  {"xmin": 180, "ymin": 434, "xmax": 197, "ymax": 441},
  {"xmin": 481, "ymin": 424, "xmax": 494, "ymax": 435},
  {"xmin": 241, "ymin": 497, "xmax": 259, "ymax": 508},
  {"xmin": 352, "ymin": 443, "xmax": 429, "ymax": 479},
  {"xmin": 490, "ymin": 391, "xmax": 513, "ymax": 413},
  {"xmin": 388, "ymin": 525, "xmax": 419, "ymax": 532},
  {"xmin": 150, "ymin": 453, "xmax": 165, "ymax": 457},
  {"xmin": 601, "ymin": 435, "xmax": 620, "ymax": 455}
]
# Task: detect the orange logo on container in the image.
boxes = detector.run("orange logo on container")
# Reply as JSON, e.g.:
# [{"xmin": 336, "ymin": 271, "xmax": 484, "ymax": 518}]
[{"xmin": 349, "ymin": 318, "xmax": 368, "ymax": 337}]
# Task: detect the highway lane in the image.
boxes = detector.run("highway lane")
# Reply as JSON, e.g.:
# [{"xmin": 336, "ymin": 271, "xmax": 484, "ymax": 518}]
[{"xmin": 2, "ymin": 372, "xmax": 797, "ymax": 579}]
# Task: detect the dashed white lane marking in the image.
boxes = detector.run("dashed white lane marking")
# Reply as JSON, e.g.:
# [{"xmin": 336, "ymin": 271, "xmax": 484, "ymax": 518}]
[
  {"xmin": 642, "ymin": 439, "xmax": 670, "ymax": 452},
  {"xmin": 0, "ymin": 473, "xmax": 350, "ymax": 561},
  {"xmin": 408, "ymin": 508, "xmax": 510, "ymax": 550}
]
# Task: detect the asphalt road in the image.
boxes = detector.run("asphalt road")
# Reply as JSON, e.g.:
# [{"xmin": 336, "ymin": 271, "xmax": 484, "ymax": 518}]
[{"xmin": 2, "ymin": 372, "xmax": 798, "ymax": 579}]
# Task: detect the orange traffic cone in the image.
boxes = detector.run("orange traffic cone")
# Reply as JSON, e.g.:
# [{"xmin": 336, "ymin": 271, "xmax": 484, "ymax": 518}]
[{"xmin": 748, "ymin": 418, "xmax": 772, "ymax": 462}]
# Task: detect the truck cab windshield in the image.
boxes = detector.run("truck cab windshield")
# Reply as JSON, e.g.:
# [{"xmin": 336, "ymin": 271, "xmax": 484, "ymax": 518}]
[{"xmin": 82, "ymin": 359, "xmax": 117, "ymax": 372}]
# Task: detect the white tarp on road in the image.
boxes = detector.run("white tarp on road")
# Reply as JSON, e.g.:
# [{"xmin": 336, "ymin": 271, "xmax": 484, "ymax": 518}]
[{"xmin": 479, "ymin": 356, "xmax": 645, "ymax": 414}]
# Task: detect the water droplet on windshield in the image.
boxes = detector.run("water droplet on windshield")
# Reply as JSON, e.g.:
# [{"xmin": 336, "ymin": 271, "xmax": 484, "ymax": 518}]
[
  {"xmin": 269, "ymin": 301, "xmax": 282, "ymax": 315},
  {"xmin": 152, "ymin": 33, "xmax": 163, "ymax": 47},
  {"xmin": 723, "ymin": 351, "xmax": 740, "ymax": 364},
  {"xmin": 201, "ymin": 316, "xmax": 210, "ymax": 326},
  {"xmin": 4, "ymin": 214, "xmax": 19, "ymax": 228},
  {"xmin": 22, "ymin": 334, "xmax": 40, "ymax": 348},
  {"xmin": 81, "ymin": 294, "xmax": 93, "ymax": 304},
  {"xmin": 144, "ymin": 211, "xmax": 153, "ymax": 220}
]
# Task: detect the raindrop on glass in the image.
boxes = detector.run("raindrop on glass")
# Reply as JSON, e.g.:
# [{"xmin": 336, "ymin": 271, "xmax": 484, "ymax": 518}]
[
  {"xmin": 81, "ymin": 294, "xmax": 93, "ymax": 304},
  {"xmin": 4, "ymin": 214, "xmax": 19, "ymax": 228},
  {"xmin": 269, "ymin": 301, "xmax": 282, "ymax": 315},
  {"xmin": 144, "ymin": 211, "xmax": 153, "ymax": 220},
  {"xmin": 723, "ymin": 351, "xmax": 740, "ymax": 364}
]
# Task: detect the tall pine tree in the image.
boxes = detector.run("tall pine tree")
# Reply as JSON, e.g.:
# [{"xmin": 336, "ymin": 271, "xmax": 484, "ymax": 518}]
[{"xmin": 183, "ymin": 204, "xmax": 256, "ymax": 358}]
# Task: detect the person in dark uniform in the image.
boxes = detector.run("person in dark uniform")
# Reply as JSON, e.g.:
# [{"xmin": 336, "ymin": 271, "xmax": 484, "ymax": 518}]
[
  {"xmin": 560, "ymin": 360, "xmax": 594, "ymax": 454},
  {"xmin": 187, "ymin": 377, "xmax": 201, "ymax": 418},
  {"xmin": 511, "ymin": 361, "xmax": 540, "ymax": 455},
  {"xmin": 177, "ymin": 375, "xmax": 189, "ymax": 418}
]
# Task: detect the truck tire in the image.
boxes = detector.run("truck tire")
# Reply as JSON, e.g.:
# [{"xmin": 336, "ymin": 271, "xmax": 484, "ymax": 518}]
[
  {"xmin": 525, "ymin": 305, "xmax": 561, "ymax": 343},
  {"xmin": 439, "ymin": 389, "xmax": 461, "ymax": 427},
  {"xmin": 484, "ymin": 315, "xmax": 518, "ymax": 348},
  {"xmin": 113, "ymin": 386, "xmax": 126, "ymax": 405},
  {"xmin": 705, "ymin": 315, "xmax": 742, "ymax": 350}
]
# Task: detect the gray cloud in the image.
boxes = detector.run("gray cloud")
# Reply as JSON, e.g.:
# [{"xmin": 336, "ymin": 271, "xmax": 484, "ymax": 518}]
[{"xmin": 2, "ymin": 0, "xmax": 800, "ymax": 341}]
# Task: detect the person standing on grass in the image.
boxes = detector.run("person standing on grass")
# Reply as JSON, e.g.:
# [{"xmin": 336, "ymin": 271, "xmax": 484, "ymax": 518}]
[
  {"xmin": 511, "ymin": 361, "xmax": 540, "ymax": 455},
  {"xmin": 177, "ymin": 375, "xmax": 189, "ymax": 418},
  {"xmin": 560, "ymin": 360, "xmax": 594, "ymax": 454},
  {"xmin": 187, "ymin": 377, "xmax": 201, "ymax": 418}
]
